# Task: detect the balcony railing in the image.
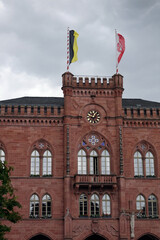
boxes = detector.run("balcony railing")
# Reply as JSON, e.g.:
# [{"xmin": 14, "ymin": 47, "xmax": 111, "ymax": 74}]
[{"xmin": 74, "ymin": 174, "xmax": 117, "ymax": 187}]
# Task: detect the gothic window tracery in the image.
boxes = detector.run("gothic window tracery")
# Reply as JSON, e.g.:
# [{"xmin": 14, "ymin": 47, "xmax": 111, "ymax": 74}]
[
  {"xmin": 134, "ymin": 142, "xmax": 155, "ymax": 177},
  {"xmin": 30, "ymin": 140, "xmax": 52, "ymax": 177},
  {"xmin": 77, "ymin": 134, "xmax": 111, "ymax": 175}
]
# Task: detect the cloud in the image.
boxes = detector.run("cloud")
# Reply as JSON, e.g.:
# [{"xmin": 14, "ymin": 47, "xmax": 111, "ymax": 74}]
[{"xmin": 0, "ymin": 0, "xmax": 160, "ymax": 101}]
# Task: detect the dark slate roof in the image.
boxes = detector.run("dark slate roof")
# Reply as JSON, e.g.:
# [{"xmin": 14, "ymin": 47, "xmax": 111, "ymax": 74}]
[
  {"xmin": 0, "ymin": 97, "xmax": 64, "ymax": 106},
  {"xmin": 122, "ymin": 99, "xmax": 160, "ymax": 108},
  {"xmin": 0, "ymin": 97, "xmax": 160, "ymax": 108}
]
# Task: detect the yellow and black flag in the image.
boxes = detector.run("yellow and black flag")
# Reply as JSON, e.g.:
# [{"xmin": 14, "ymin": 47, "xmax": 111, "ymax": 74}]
[{"xmin": 69, "ymin": 30, "xmax": 79, "ymax": 64}]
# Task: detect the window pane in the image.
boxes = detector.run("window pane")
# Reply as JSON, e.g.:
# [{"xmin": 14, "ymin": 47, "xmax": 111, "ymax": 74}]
[
  {"xmin": 101, "ymin": 150, "xmax": 110, "ymax": 174},
  {"xmin": 145, "ymin": 152, "xmax": 155, "ymax": 176},
  {"xmin": 134, "ymin": 151, "xmax": 143, "ymax": 176},
  {"xmin": 78, "ymin": 149, "xmax": 87, "ymax": 174},
  {"xmin": 79, "ymin": 194, "xmax": 88, "ymax": 216},
  {"xmin": 90, "ymin": 194, "xmax": 99, "ymax": 216},
  {"xmin": 30, "ymin": 194, "xmax": 39, "ymax": 217},
  {"xmin": 42, "ymin": 150, "xmax": 52, "ymax": 175},
  {"xmin": 102, "ymin": 194, "xmax": 111, "ymax": 215},
  {"xmin": 42, "ymin": 194, "xmax": 51, "ymax": 217}
]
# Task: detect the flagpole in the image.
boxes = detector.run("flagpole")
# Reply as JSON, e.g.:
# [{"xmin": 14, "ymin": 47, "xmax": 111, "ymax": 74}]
[
  {"xmin": 67, "ymin": 27, "xmax": 69, "ymax": 71},
  {"xmin": 115, "ymin": 29, "xmax": 118, "ymax": 74}
]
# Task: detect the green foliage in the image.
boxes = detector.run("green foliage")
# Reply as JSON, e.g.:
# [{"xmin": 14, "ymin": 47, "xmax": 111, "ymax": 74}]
[{"xmin": 0, "ymin": 161, "xmax": 21, "ymax": 239}]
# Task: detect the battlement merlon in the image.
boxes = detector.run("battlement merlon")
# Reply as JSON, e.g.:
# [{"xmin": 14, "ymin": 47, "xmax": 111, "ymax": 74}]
[{"xmin": 62, "ymin": 72, "xmax": 124, "ymax": 90}]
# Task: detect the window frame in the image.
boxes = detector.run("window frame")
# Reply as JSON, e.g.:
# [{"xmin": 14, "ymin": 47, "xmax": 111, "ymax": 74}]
[
  {"xmin": 102, "ymin": 194, "xmax": 111, "ymax": 217},
  {"xmin": 42, "ymin": 194, "xmax": 52, "ymax": 218},
  {"xmin": 79, "ymin": 193, "xmax": 88, "ymax": 217},
  {"xmin": 30, "ymin": 194, "xmax": 39, "ymax": 218},
  {"xmin": 90, "ymin": 194, "xmax": 100, "ymax": 217}
]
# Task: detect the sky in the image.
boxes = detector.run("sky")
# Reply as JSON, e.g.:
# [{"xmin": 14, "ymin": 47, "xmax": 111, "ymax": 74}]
[{"xmin": 0, "ymin": 0, "xmax": 160, "ymax": 102}]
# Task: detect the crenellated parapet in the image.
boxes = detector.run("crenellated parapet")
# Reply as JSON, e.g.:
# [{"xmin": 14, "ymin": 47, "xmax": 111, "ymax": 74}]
[
  {"xmin": 62, "ymin": 72, "xmax": 123, "ymax": 96},
  {"xmin": 122, "ymin": 107, "xmax": 160, "ymax": 119},
  {"xmin": 0, "ymin": 105, "xmax": 64, "ymax": 117}
]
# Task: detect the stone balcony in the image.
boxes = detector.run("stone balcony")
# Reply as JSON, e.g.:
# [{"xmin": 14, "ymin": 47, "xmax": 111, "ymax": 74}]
[{"xmin": 73, "ymin": 174, "xmax": 117, "ymax": 190}]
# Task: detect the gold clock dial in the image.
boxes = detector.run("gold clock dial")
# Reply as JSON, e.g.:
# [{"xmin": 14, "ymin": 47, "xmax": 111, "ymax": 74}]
[{"xmin": 87, "ymin": 110, "xmax": 100, "ymax": 123}]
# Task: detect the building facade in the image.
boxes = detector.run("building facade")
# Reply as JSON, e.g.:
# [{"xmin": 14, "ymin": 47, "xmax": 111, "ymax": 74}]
[{"xmin": 1, "ymin": 72, "xmax": 160, "ymax": 240}]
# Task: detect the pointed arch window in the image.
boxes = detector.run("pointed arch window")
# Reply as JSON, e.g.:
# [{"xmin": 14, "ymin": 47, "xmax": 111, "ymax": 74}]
[
  {"xmin": 31, "ymin": 150, "xmax": 40, "ymax": 175},
  {"xmin": 42, "ymin": 194, "xmax": 51, "ymax": 218},
  {"xmin": 148, "ymin": 194, "xmax": 157, "ymax": 217},
  {"xmin": 0, "ymin": 149, "xmax": 5, "ymax": 164},
  {"xmin": 102, "ymin": 194, "xmax": 111, "ymax": 216},
  {"xmin": 145, "ymin": 152, "xmax": 155, "ymax": 176},
  {"xmin": 30, "ymin": 194, "xmax": 39, "ymax": 218},
  {"xmin": 101, "ymin": 150, "xmax": 110, "ymax": 174},
  {"xmin": 134, "ymin": 151, "xmax": 143, "ymax": 176},
  {"xmin": 136, "ymin": 195, "xmax": 146, "ymax": 217},
  {"xmin": 90, "ymin": 194, "xmax": 99, "ymax": 217},
  {"xmin": 78, "ymin": 149, "xmax": 87, "ymax": 174},
  {"xmin": 43, "ymin": 150, "xmax": 52, "ymax": 176},
  {"xmin": 90, "ymin": 150, "xmax": 98, "ymax": 175},
  {"xmin": 79, "ymin": 194, "xmax": 88, "ymax": 216}
]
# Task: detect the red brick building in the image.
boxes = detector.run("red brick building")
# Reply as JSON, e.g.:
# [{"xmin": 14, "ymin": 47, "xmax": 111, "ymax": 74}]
[{"xmin": 1, "ymin": 71, "xmax": 160, "ymax": 240}]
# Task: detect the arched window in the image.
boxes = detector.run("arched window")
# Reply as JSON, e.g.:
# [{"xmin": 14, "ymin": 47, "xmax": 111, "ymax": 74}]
[
  {"xmin": 102, "ymin": 194, "xmax": 111, "ymax": 216},
  {"xmin": 30, "ymin": 194, "xmax": 39, "ymax": 218},
  {"xmin": 43, "ymin": 150, "xmax": 52, "ymax": 176},
  {"xmin": 134, "ymin": 151, "xmax": 143, "ymax": 176},
  {"xmin": 145, "ymin": 152, "xmax": 155, "ymax": 176},
  {"xmin": 136, "ymin": 195, "xmax": 146, "ymax": 217},
  {"xmin": 90, "ymin": 151, "xmax": 98, "ymax": 175},
  {"xmin": 31, "ymin": 150, "xmax": 40, "ymax": 175},
  {"xmin": 0, "ymin": 149, "xmax": 5, "ymax": 163},
  {"xmin": 101, "ymin": 150, "xmax": 110, "ymax": 174},
  {"xmin": 90, "ymin": 194, "xmax": 99, "ymax": 217},
  {"xmin": 79, "ymin": 194, "xmax": 88, "ymax": 216},
  {"xmin": 148, "ymin": 194, "xmax": 157, "ymax": 217},
  {"xmin": 42, "ymin": 194, "xmax": 51, "ymax": 218},
  {"xmin": 78, "ymin": 149, "xmax": 87, "ymax": 174}
]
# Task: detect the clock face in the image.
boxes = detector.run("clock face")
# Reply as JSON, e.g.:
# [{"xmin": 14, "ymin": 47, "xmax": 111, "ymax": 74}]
[{"xmin": 87, "ymin": 110, "xmax": 100, "ymax": 124}]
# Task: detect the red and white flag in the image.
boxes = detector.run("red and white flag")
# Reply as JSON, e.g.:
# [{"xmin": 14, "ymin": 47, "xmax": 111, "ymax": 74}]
[{"xmin": 116, "ymin": 30, "xmax": 125, "ymax": 74}]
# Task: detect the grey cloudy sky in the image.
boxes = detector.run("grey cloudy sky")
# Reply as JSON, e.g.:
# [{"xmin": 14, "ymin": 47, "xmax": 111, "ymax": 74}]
[{"xmin": 0, "ymin": 0, "xmax": 160, "ymax": 102}]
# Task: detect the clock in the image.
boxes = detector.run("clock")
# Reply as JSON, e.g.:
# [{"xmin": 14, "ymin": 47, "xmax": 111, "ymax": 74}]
[{"xmin": 87, "ymin": 110, "xmax": 100, "ymax": 123}]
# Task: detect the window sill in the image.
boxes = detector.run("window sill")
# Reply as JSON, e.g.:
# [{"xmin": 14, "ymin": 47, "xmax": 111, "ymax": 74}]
[
  {"xmin": 102, "ymin": 215, "xmax": 111, "ymax": 218},
  {"xmin": 29, "ymin": 215, "xmax": 39, "ymax": 218},
  {"xmin": 90, "ymin": 215, "xmax": 100, "ymax": 218},
  {"xmin": 30, "ymin": 175, "xmax": 40, "ymax": 177},
  {"xmin": 79, "ymin": 215, "xmax": 88, "ymax": 218}
]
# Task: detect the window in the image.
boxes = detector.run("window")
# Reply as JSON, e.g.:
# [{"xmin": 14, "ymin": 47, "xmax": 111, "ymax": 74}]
[
  {"xmin": 0, "ymin": 149, "xmax": 5, "ymax": 163},
  {"xmin": 77, "ymin": 134, "xmax": 111, "ymax": 175},
  {"xmin": 90, "ymin": 194, "xmax": 99, "ymax": 217},
  {"xmin": 42, "ymin": 194, "xmax": 51, "ymax": 218},
  {"xmin": 145, "ymin": 152, "xmax": 155, "ymax": 176},
  {"xmin": 134, "ymin": 151, "xmax": 143, "ymax": 176},
  {"xmin": 79, "ymin": 194, "xmax": 88, "ymax": 216},
  {"xmin": 78, "ymin": 149, "xmax": 87, "ymax": 174},
  {"xmin": 43, "ymin": 150, "xmax": 52, "ymax": 176},
  {"xmin": 90, "ymin": 151, "xmax": 98, "ymax": 175},
  {"xmin": 101, "ymin": 150, "xmax": 110, "ymax": 174},
  {"xmin": 30, "ymin": 194, "xmax": 39, "ymax": 218},
  {"xmin": 134, "ymin": 146, "xmax": 155, "ymax": 178},
  {"xmin": 136, "ymin": 195, "xmax": 146, "ymax": 217},
  {"xmin": 148, "ymin": 195, "xmax": 157, "ymax": 217},
  {"xmin": 102, "ymin": 194, "xmax": 111, "ymax": 216},
  {"xmin": 31, "ymin": 150, "xmax": 40, "ymax": 175}
]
